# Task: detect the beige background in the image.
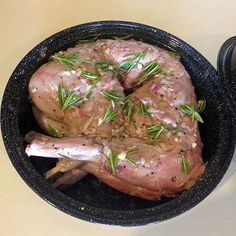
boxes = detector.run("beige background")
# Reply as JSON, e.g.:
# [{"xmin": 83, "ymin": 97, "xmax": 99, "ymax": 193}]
[{"xmin": 0, "ymin": 1, "xmax": 236, "ymax": 235}]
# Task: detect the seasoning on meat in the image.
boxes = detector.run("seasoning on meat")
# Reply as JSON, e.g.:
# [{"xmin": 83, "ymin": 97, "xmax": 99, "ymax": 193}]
[{"xmin": 25, "ymin": 39, "xmax": 206, "ymax": 200}]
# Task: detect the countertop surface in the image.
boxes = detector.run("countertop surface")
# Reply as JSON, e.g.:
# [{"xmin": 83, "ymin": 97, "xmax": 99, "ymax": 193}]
[{"xmin": 0, "ymin": 1, "xmax": 236, "ymax": 235}]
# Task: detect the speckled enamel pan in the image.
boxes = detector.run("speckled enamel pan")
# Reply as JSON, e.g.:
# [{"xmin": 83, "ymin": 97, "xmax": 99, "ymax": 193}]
[{"xmin": 1, "ymin": 21, "xmax": 236, "ymax": 226}]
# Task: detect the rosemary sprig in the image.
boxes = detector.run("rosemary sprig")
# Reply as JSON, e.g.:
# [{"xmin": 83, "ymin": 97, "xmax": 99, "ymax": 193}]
[
  {"xmin": 198, "ymin": 99, "xmax": 206, "ymax": 113},
  {"xmin": 47, "ymin": 124, "xmax": 60, "ymax": 137},
  {"xmin": 139, "ymin": 100, "xmax": 151, "ymax": 117},
  {"xmin": 180, "ymin": 104, "xmax": 203, "ymax": 123},
  {"xmin": 80, "ymin": 60, "xmax": 118, "ymax": 79},
  {"xmin": 81, "ymin": 71, "xmax": 101, "ymax": 89},
  {"xmin": 144, "ymin": 60, "xmax": 161, "ymax": 78},
  {"xmin": 80, "ymin": 60, "xmax": 118, "ymax": 72},
  {"xmin": 126, "ymin": 146, "xmax": 139, "ymax": 155},
  {"xmin": 106, "ymin": 150, "xmax": 119, "ymax": 174},
  {"xmin": 86, "ymin": 90, "xmax": 93, "ymax": 99},
  {"xmin": 125, "ymin": 146, "xmax": 138, "ymax": 166},
  {"xmin": 147, "ymin": 124, "xmax": 175, "ymax": 140},
  {"xmin": 138, "ymin": 60, "xmax": 171, "ymax": 85},
  {"xmin": 181, "ymin": 156, "xmax": 190, "ymax": 174},
  {"xmin": 95, "ymin": 61, "xmax": 117, "ymax": 72},
  {"xmin": 120, "ymin": 48, "xmax": 148, "ymax": 72},
  {"xmin": 156, "ymin": 69, "xmax": 173, "ymax": 78},
  {"xmin": 81, "ymin": 71, "xmax": 100, "ymax": 80},
  {"xmin": 58, "ymin": 84, "xmax": 84, "ymax": 111},
  {"xmin": 106, "ymin": 146, "xmax": 138, "ymax": 174},
  {"xmin": 51, "ymin": 52, "xmax": 80, "ymax": 69},
  {"xmin": 169, "ymin": 51, "xmax": 181, "ymax": 60},
  {"xmin": 95, "ymin": 61, "xmax": 119, "ymax": 79},
  {"xmin": 102, "ymin": 106, "xmax": 118, "ymax": 123},
  {"xmin": 100, "ymin": 90, "xmax": 124, "ymax": 105},
  {"xmin": 124, "ymin": 97, "xmax": 134, "ymax": 123}
]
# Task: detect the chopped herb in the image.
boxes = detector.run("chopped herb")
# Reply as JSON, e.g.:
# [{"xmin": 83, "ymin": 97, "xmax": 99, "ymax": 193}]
[
  {"xmin": 81, "ymin": 71, "xmax": 101, "ymax": 89},
  {"xmin": 169, "ymin": 51, "xmax": 181, "ymax": 60},
  {"xmin": 102, "ymin": 106, "xmax": 118, "ymax": 123},
  {"xmin": 58, "ymin": 84, "xmax": 84, "ymax": 111},
  {"xmin": 144, "ymin": 60, "xmax": 160, "ymax": 78},
  {"xmin": 124, "ymin": 97, "xmax": 134, "ymax": 123},
  {"xmin": 138, "ymin": 60, "xmax": 171, "ymax": 85},
  {"xmin": 47, "ymin": 124, "xmax": 60, "ymax": 137},
  {"xmin": 100, "ymin": 90, "xmax": 124, "ymax": 105},
  {"xmin": 95, "ymin": 61, "xmax": 117, "ymax": 71},
  {"xmin": 147, "ymin": 124, "xmax": 175, "ymax": 140},
  {"xmin": 125, "ymin": 146, "xmax": 138, "ymax": 166},
  {"xmin": 180, "ymin": 104, "xmax": 204, "ymax": 123},
  {"xmin": 81, "ymin": 71, "xmax": 100, "ymax": 80},
  {"xmin": 106, "ymin": 146, "xmax": 138, "ymax": 174},
  {"xmin": 86, "ymin": 90, "xmax": 93, "ymax": 99},
  {"xmin": 80, "ymin": 60, "xmax": 118, "ymax": 79},
  {"xmin": 156, "ymin": 69, "xmax": 173, "ymax": 78},
  {"xmin": 51, "ymin": 52, "xmax": 80, "ymax": 69},
  {"xmin": 198, "ymin": 99, "xmax": 206, "ymax": 113},
  {"xmin": 95, "ymin": 61, "xmax": 119, "ymax": 79},
  {"xmin": 120, "ymin": 48, "xmax": 148, "ymax": 72},
  {"xmin": 106, "ymin": 150, "xmax": 119, "ymax": 174},
  {"xmin": 148, "ymin": 124, "xmax": 165, "ymax": 140},
  {"xmin": 181, "ymin": 156, "xmax": 190, "ymax": 174},
  {"xmin": 139, "ymin": 100, "xmax": 151, "ymax": 117},
  {"xmin": 126, "ymin": 146, "xmax": 139, "ymax": 156},
  {"xmin": 125, "ymin": 156, "xmax": 136, "ymax": 166}
]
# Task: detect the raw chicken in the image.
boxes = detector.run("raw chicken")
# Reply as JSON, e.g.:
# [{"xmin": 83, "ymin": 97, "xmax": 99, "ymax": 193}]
[
  {"xmin": 29, "ymin": 42, "xmax": 125, "ymax": 139},
  {"xmin": 25, "ymin": 39, "xmax": 205, "ymax": 200},
  {"xmin": 25, "ymin": 131, "xmax": 204, "ymax": 200}
]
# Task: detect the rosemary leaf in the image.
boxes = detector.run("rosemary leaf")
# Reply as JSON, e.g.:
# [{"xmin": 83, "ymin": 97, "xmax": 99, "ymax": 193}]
[
  {"xmin": 100, "ymin": 90, "xmax": 124, "ymax": 105},
  {"xmin": 139, "ymin": 100, "xmax": 151, "ymax": 117},
  {"xmin": 106, "ymin": 146, "xmax": 138, "ymax": 174},
  {"xmin": 143, "ymin": 60, "xmax": 160, "ymax": 78},
  {"xmin": 156, "ymin": 69, "xmax": 173, "ymax": 78},
  {"xmin": 47, "ymin": 124, "xmax": 60, "ymax": 137},
  {"xmin": 58, "ymin": 84, "xmax": 84, "ymax": 111},
  {"xmin": 51, "ymin": 52, "xmax": 80, "ymax": 69},
  {"xmin": 81, "ymin": 71, "xmax": 101, "ymax": 90},
  {"xmin": 138, "ymin": 60, "xmax": 170, "ymax": 85},
  {"xmin": 181, "ymin": 156, "xmax": 190, "ymax": 174},
  {"xmin": 106, "ymin": 150, "xmax": 118, "ymax": 174},
  {"xmin": 95, "ymin": 61, "xmax": 119, "ymax": 79},
  {"xmin": 148, "ymin": 124, "xmax": 165, "ymax": 140},
  {"xmin": 147, "ymin": 124, "xmax": 175, "ymax": 140},
  {"xmin": 125, "ymin": 156, "xmax": 136, "ymax": 166},
  {"xmin": 198, "ymin": 99, "xmax": 206, "ymax": 113},
  {"xmin": 126, "ymin": 146, "xmax": 139, "ymax": 156},
  {"xmin": 81, "ymin": 71, "xmax": 100, "ymax": 80},
  {"xmin": 86, "ymin": 90, "xmax": 93, "ymax": 99},
  {"xmin": 120, "ymin": 48, "xmax": 148, "ymax": 72},
  {"xmin": 169, "ymin": 51, "xmax": 181, "ymax": 60},
  {"xmin": 125, "ymin": 146, "xmax": 138, "ymax": 166},
  {"xmin": 124, "ymin": 97, "xmax": 134, "ymax": 123},
  {"xmin": 180, "ymin": 104, "xmax": 203, "ymax": 123},
  {"xmin": 102, "ymin": 106, "xmax": 118, "ymax": 123},
  {"xmin": 95, "ymin": 61, "xmax": 117, "ymax": 72}
]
